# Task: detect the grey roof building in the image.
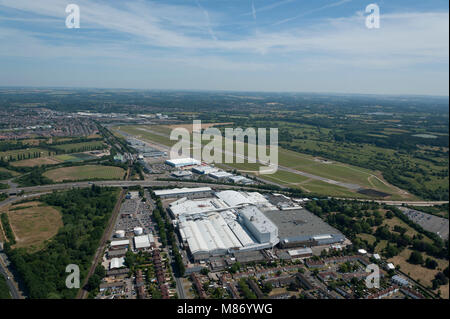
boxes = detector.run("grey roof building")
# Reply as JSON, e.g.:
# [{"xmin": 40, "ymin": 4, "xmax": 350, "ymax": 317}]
[{"xmin": 262, "ymin": 209, "xmax": 345, "ymax": 248}]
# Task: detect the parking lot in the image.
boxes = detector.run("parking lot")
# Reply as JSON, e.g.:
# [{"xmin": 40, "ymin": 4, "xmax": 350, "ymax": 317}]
[
  {"xmin": 399, "ymin": 207, "xmax": 449, "ymax": 239},
  {"xmin": 112, "ymin": 193, "xmax": 155, "ymax": 241}
]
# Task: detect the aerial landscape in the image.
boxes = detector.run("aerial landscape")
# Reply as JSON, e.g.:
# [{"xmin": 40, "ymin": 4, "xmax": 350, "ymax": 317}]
[{"xmin": 0, "ymin": 0, "xmax": 448, "ymax": 312}]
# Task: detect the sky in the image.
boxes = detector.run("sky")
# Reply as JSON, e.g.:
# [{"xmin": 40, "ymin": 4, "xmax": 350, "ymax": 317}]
[{"xmin": 0, "ymin": 0, "xmax": 448, "ymax": 96}]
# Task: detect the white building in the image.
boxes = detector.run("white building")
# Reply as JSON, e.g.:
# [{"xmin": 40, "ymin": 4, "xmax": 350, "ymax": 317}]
[
  {"xmin": 215, "ymin": 190, "xmax": 275, "ymax": 210},
  {"xmin": 169, "ymin": 197, "xmax": 229, "ymax": 217},
  {"xmin": 154, "ymin": 187, "xmax": 212, "ymax": 199},
  {"xmin": 386, "ymin": 263, "xmax": 395, "ymax": 270},
  {"xmin": 134, "ymin": 234, "xmax": 154, "ymax": 250},
  {"xmin": 192, "ymin": 165, "xmax": 219, "ymax": 175},
  {"xmin": 178, "ymin": 212, "xmax": 258, "ymax": 260},
  {"xmin": 134, "ymin": 227, "xmax": 143, "ymax": 236},
  {"xmin": 110, "ymin": 257, "xmax": 125, "ymax": 270},
  {"xmin": 238, "ymin": 206, "xmax": 279, "ymax": 245},
  {"xmin": 110, "ymin": 239, "xmax": 130, "ymax": 249},
  {"xmin": 209, "ymin": 171, "xmax": 233, "ymax": 180},
  {"xmin": 165, "ymin": 158, "xmax": 200, "ymax": 168}
]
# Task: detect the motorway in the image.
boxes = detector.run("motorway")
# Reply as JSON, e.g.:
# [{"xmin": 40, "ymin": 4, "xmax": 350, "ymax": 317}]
[
  {"xmin": 2, "ymin": 179, "xmax": 447, "ymax": 207},
  {"xmin": 1, "ymin": 180, "xmax": 257, "ymax": 196},
  {"xmin": 0, "ymin": 252, "xmax": 22, "ymax": 299}
]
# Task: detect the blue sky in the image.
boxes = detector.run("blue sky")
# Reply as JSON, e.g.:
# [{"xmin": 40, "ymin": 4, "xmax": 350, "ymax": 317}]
[{"xmin": 0, "ymin": 0, "xmax": 448, "ymax": 95}]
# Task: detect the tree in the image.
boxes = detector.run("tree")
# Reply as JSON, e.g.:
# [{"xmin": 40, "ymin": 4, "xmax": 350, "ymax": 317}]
[
  {"xmin": 262, "ymin": 282, "xmax": 273, "ymax": 294},
  {"xmin": 425, "ymin": 258, "xmax": 438, "ymax": 269},
  {"xmin": 385, "ymin": 211, "xmax": 394, "ymax": 219},
  {"xmin": 407, "ymin": 251, "xmax": 424, "ymax": 265},
  {"xmin": 200, "ymin": 268, "xmax": 210, "ymax": 276}
]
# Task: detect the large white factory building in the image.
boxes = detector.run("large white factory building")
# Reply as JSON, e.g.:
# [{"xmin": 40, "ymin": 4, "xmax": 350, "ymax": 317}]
[
  {"xmin": 154, "ymin": 187, "xmax": 345, "ymax": 261},
  {"xmin": 157, "ymin": 189, "xmax": 279, "ymax": 260}
]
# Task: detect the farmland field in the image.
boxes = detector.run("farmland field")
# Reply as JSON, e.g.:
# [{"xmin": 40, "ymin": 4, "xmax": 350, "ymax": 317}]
[
  {"xmin": 0, "ymin": 148, "xmax": 50, "ymax": 161},
  {"xmin": 53, "ymin": 152, "xmax": 97, "ymax": 162},
  {"xmin": 10, "ymin": 157, "xmax": 62, "ymax": 167},
  {"xmin": 52, "ymin": 141, "xmax": 106, "ymax": 152},
  {"xmin": 10, "ymin": 152, "xmax": 97, "ymax": 167},
  {"xmin": 43, "ymin": 165, "xmax": 125, "ymax": 182},
  {"xmin": 1, "ymin": 201, "xmax": 63, "ymax": 252}
]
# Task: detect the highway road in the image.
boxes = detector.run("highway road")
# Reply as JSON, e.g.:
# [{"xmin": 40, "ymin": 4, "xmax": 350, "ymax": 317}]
[
  {"xmin": 0, "ymin": 253, "xmax": 21, "ymax": 299},
  {"xmin": 2, "ymin": 179, "xmax": 447, "ymax": 206},
  {"xmin": 1, "ymin": 180, "xmax": 258, "ymax": 196}
]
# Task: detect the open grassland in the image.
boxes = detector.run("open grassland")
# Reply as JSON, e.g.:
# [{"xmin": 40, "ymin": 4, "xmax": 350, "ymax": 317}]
[
  {"xmin": 10, "ymin": 152, "xmax": 97, "ymax": 167},
  {"xmin": 388, "ymin": 248, "xmax": 449, "ymax": 298},
  {"xmin": 0, "ymin": 148, "xmax": 50, "ymax": 161},
  {"xmin": 0, "ymin": 222, "xmax": 5, "ymax": 242},
  {"xmin": 52, "ymin": 141, "xmax": 106, "ymax": 152},
  {"xmin": 43, "ymin": 165, "xmax": 125, "ymax": 182},
  {"xmin": 1, "ymin": 201, "xmax": 62, "ymax": 252},
  {"xmin": 10, "ymin": 157, "xmax": 62, "ymax": 167},
  {"xmin": 53, "ymin": 152, "xmax": 97, "ymax": 162},
  {"xmin": 357, "ymin": 233, "xmax": 377, "ymax": 245},
  {"xmin": 287, "ymin": 139, "xmax": 446, "ymax": 200},
  {"xmin": 0, "ymin": 167, "xmax": 19, "ymax": 178},
  {"xmin": 163, "ymin": 122, "xmax": 234, "ymax": 133},
  {"xmin": 113, "ymin": 124, "xmax": 412, "ymax": 199}
]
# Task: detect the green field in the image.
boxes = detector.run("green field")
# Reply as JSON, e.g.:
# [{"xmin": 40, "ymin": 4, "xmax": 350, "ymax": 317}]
[
  {"xmin": 52, "ymin": 141, "xmax": 106, "ymax": 152},
  {"xmin": 114, "ymin": 124, "xmax": 410, "ymax": 199},
  {"xmin": 43, "ymin": 165, "xmax": 125, "ymax": 182},
  {"xmin": 53, "ymin": 152, "xmax": 97, "ymax": 163},
  {"xmin": 0, "ymin": 148, "xmax": 49, "ymax": 161}
]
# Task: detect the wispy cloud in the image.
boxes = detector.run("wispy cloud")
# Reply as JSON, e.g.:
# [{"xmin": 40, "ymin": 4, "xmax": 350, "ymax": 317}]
[
  {"xmin": 0, "ymin": 0, "xmax": 447, "ymax": 63},
  {"xmin": 0, "ymin": 0, "xmax": 447, "ymax": 94},
  {"xmin": 242, "ymin": 0, "xmax": 296, "ymax": 17},
  {"xmin": 251, "ymin": 1, "xmax": 256, "ymax": 20},
  {"xmin": 195, "ymin": 0, "xmax": 217, "ymax": 41},
  {"xmin": 273, "ymin": 0, "xmax": 352, "ymax": 25}
]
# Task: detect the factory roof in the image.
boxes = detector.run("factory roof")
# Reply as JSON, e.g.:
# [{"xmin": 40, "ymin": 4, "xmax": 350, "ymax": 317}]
[
  {"xmin": 165, "ymin": 158, "xmax": 200, "ymax": 166},
  {"xmin": 110, "ymin": 239, "xmax": 130, "ymax": 247},
  {"xmin": 192, "ymin": 166, "xmax": 219, "ymax": 174},
  {"xmin": 169, "ymin": 197, "xmax": 229, "ymax": 217},
  {"xmin": 287, "ymin": 248, "xmax": 313, "ymax": 257},
  {"xmin": 154, "ymin": 187, "xmax": 212, "ymax": 197},
  {"xmin": 110, "ymin": 257, "xmax": 125, "ymax": 269},
  {"xmin": 262, "ymin": 209, "xmax": 345, "ymax": 244},
  {"xmin": 209, "ymin": 171, "xmax": 233, "ymax": 179},
  {"xmin": 134, "ymin": 234, "xmax": 154, "ymax": 249},
  {"xmin": 179, "ymin": 212, "xmax": 258, "ymax": 256},
  {"xmin": 239, "ymin": 205, "xmax": 278, "ymax": 235},
  {"xmin": 215, "ymin": 190, "xmax": 274, "ymax": 209}
]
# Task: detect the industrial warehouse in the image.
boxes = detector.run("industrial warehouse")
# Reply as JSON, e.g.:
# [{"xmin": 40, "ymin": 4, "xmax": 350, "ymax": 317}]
[{"xmin": 153, "ymin": 188, "xmax": 347, "ymax": 261}]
